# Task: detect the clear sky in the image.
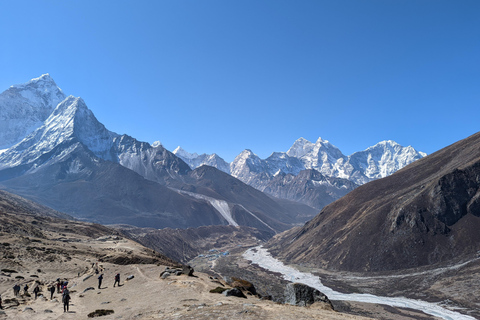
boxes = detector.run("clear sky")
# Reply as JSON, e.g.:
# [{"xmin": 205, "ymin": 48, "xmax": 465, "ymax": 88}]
[{"xmin": 1, "ymin": 1, "xmax": 479, "ymax": 161}]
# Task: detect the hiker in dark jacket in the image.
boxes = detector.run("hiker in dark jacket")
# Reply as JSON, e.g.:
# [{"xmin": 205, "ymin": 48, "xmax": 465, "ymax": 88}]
[
  {"xmin": 13, "ymin": 284, "xmax": 20, "ymax": 296},
  {"xmin": 114, "ymin": 273, "xmax": 120, "ymax": 287},
  {"xmin": 49, "ymin": 285, "xmax": 56, "ymax": 300},
  {"xmin": 23, "ymin": 284, "xmax": 29, "ymax": 295},
  {"xmin": 62, "ymin": 290, "xmax": 71, "ymax": 312},
  {"xmin": 33, "ymin": 286, "xmax": 40, "ymax": 299},
  {"xmin": 98, "ymin": 273, "xmax": 104, "ymax": 289}
]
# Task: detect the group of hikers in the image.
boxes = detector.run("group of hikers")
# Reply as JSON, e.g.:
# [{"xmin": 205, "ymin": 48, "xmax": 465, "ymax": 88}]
[{"xmin": 6, "ymin": 270, "xmax": 121, "ymax": 313}]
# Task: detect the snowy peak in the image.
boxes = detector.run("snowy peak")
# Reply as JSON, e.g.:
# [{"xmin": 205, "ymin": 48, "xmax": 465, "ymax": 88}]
[
  {"xmin": 348, "ymin": 140, "xmax": 426, "ymax": 181},
  {"xmin": 174, "ymin": 146, "xmax": 230, "ymax": 173},
  {"xmin": 173, "ymin": 146, "xmax": 199, "ymax": 160},
  {"xmin": 286, "ymin": 137, "xmax": 315, "ymax": 158},
  {"xmin": 45, "ymin": 96, "xmax": 118, "ymax": 153},
  {"xmin": 286, "ymin": 137, "xmax": 345, "ymax": 170},
  {"xmin": 0, "ymin": 74, "xmax": 66, "ymax": 148},
  {"xmin": 0, "ymin": 95, "xmax": 118, "ymax": 171}
]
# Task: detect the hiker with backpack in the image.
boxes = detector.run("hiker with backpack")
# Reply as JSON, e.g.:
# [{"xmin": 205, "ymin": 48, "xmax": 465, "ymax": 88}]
[
  {"xmin": 114, "ymin": 273, "xmax": 120, "ymax": 287},
  {"xmin": 62, "ymin": 289, "xmax": 71, "ymax": 312},
  {"xmin": 13, "ymin": 284, "xmax": 20, "ymax": 296}
]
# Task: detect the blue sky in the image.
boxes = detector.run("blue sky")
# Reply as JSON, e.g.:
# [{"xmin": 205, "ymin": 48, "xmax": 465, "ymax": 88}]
[{"xmin": 1, "ymin": 1, "xmax": 479, "ymax": 161}]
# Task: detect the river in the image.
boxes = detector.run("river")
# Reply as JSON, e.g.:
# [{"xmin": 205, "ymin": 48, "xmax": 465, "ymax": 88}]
[{"xmin": 243, "ymin": 246, "xmax": 476, "ymax": 320}]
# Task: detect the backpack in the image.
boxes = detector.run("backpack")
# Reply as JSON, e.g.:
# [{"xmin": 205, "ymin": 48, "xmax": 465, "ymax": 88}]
[{"xmin": 62, "ymin": 293, "xmax": 70, "ymax": 303}]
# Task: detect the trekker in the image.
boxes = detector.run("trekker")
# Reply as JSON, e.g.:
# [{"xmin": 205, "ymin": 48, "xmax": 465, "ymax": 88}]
[
  {"xmin": 13, "ymin": 284, "xmax": 20, "ymax": 296},
  {"xmin": 62, "ymin": 289, "xmax": 71, "ymax": 313},
  {"xmin": 49, "ymin": 285, "xmax": 55, "ymax": 300},
  {"xmin": 33, "ymin": 286, "xmax": 40, "ymax": 299},
  {"xmin": 98, "ymin": 273, "xmax": 104, "ymax": 289},
  {"xmin": 56, "ymin": 279, "xmax": 61, "ymax": 293},
  {"xmin": 23, "ymin": 284, "xmax": 29, "ymax": 295},
  {"xmin": 114, "ymin": 273, "xmax": 120, "ymax": 287}
]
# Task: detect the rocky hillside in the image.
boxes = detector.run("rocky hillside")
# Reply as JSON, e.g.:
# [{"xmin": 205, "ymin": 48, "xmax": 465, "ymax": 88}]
[{"xmin": 267, "ymin": 131, "xmax": 480, "ymax": 272}]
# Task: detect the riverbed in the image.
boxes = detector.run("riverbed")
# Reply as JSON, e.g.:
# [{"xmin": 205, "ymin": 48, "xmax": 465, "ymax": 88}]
[{"xmin": 243, "ymin": 246, "xmax": 476, "ymax": 320}]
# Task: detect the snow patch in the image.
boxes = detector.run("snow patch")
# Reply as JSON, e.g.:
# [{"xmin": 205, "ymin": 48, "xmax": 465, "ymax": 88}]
[{"xmin": 178, "ymin": 190, "xmax": 238, "ymax": 226}]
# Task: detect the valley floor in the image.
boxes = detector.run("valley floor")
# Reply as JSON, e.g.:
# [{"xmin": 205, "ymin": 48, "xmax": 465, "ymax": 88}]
[{"xmin": 190, "ymin": 244, "xmax": 480, "ymax": 320}]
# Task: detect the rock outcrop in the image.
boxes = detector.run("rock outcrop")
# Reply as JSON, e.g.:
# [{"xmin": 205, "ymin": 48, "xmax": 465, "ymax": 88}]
[{"xmin": 284, "ymin": 283, "xmax": 333, "ymax": 309}]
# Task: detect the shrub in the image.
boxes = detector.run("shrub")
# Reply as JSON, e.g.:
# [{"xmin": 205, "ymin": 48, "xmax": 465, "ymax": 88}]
[{"xmin": 209, "ymin": 287, "xmax": 227, "ymax": 294}]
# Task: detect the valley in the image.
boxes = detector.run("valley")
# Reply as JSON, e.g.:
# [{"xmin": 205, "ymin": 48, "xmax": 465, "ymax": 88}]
[{"xmin": 1, "ymin": 74, "xmax": 479, "ymax": 320}]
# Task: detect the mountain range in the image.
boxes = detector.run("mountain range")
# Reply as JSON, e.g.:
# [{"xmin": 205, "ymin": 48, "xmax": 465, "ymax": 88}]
[
  {"xmin": 0, "ymin": 74, "xmax": 424, "ymax": 234},
  {"xmin": 174, "ymin": 137, "xmax": 426, "ymax": 209},
  {"xmin": 0, "ymin": 75, "xmax": 315, "ymax": 234}
]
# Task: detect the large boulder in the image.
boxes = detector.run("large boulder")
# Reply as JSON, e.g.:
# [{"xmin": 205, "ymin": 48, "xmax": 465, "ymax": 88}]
[
  {"xmin": 230, "ymin": 277, "xmax": 257, "ymax": 295},
  {"xmin": 223, "ymin": 287, "xmax": 247, "ymax": 299},
  {"xmin": 284, "ymin": 283, "xmax": 333, "ymax": 309},
  {"xmin": 182, "ymin": 265, "xmax": 194, "ymax": 276}
]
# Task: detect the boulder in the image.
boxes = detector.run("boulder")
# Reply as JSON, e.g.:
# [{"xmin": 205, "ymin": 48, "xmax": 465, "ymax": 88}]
[
  {"xmin": 182, "ymin": 265, "xmax": 194, "ymax": 276},
  {"xmin": 223, "ymin": 288, "xmax": 247, "ymax": 299},
  {"xmin": 161, "ymin": 272, "xmax": 171, "ymax": 279},
  {"xmin": 230, "ymin": 277, "xmax": 256, "ymax": 295},
  {"xmin": 284, "ymin": 283, "xmax": 333, "ymax": 308}
]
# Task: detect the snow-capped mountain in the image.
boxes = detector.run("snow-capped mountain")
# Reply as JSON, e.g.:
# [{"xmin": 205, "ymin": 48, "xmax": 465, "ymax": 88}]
[
  {"xmin": 176, "ymin": 137, "xmax": 426, "ymax": 188},
  {"xmin": 0, "ymin": 74, "xmax": 66, "ymax": 149},
  {"xmin": 176, "ymin": 138, "xmax": 426, "ymax": 209},
  {"xmin": 0, "ymin": 95, "xmax": 118, "ymax": 175},
  {"xmin": 111, "ymin": 135, "xmax": 191, "ymax": 184},
  {"xmin": 173, "ymin": 146, "xmax": 230, "ymax": 173}
]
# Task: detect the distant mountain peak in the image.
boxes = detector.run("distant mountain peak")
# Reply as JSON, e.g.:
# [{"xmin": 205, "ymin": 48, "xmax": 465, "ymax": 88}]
[
  {"xmin": 286, "ymin": 137, "xmax": 314, "ymax": 158},
  {"xmin": 173, "ymin": 146, "xmax": 199, "ymax": 159}
]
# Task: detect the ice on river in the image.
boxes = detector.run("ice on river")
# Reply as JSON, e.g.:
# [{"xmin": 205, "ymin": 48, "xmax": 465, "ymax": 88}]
[{"xmin": 243, "ymin": 246, "xmax": 476, "ymax": 320}]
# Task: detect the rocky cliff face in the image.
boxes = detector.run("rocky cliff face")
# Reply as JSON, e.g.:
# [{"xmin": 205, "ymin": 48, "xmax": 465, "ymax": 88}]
[{"xmin": 267, "ymin": 131, "xmax": 480, "ymax": 272}]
